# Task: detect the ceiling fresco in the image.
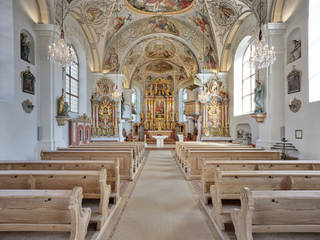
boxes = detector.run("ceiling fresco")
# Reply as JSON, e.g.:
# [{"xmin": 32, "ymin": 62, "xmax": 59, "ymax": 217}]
[
  {"xmin": 125, "ymin": 0, "xmax": 195, "ymax": 15},
  {"xmin": 54, "ymin": 0, "xmax": 268, "ymax": 73}
]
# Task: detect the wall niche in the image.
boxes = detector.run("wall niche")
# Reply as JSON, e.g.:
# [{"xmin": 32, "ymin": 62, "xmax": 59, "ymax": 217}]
[
  {"xmin": 287, "ymin": 28, "xmax": 301, "ymax": 64},
  {"xmin": 20, "ymin": 29, "xmax": 35, "ymax": 65}
]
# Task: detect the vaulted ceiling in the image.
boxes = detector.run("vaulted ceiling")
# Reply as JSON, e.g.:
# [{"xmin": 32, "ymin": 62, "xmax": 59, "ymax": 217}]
[{"xmin": 45, "ymin": 0, "xmax": 274, "ymax": 74}]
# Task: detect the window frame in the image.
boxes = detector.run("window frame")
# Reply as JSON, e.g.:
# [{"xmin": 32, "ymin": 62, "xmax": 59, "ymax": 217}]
[
  {"xmin": 241, "ymin": 44, "xmax": 255, "ymax": 114},
  {"xmin": 65, "ymin": 46, "xmax": 79, "ymax": 113}
]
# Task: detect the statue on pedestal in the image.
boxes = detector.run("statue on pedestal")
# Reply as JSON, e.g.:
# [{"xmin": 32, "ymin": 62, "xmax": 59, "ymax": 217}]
[
  {"xmin": 254, "ymin": 80, "xmax": 264, "ymax": 113},
  {"xmin": 57, "ymin": 88, "xmax": 69, "ymax": 117}
]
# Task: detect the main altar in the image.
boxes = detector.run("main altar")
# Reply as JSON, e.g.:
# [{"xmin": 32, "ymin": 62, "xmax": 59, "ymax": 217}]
[{"xmin": 143, "ymin": 78, "xmax": 176, "ymax": 143}]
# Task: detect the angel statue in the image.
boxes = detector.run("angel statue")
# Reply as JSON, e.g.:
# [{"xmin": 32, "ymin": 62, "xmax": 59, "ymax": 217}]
[{"xmin": 254, "ymin": 80, "xmax": 264, "ymax": 113}]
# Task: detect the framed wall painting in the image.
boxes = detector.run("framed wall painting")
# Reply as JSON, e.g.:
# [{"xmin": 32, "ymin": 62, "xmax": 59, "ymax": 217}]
[
  {"xmin": 295, "ymin": 129, "xmax": 303, "ymax": 139},
  {"xmin": 21, "ymin": 66, "xmax": 35, "ymax": 95},
  {"xmin": 287, "ymin": 66, "xmax": 301, "ymax": 94}
]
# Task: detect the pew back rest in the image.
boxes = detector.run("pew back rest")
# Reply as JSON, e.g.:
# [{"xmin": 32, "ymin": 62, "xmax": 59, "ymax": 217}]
[
  {"xmin": 0, "ymin": 170, "xmax": 106, "ymax": 198},
  {"xmin": 202, "ymin": 160, "xmax": 320, "ymax": 193},
  {"xmin": 249, "ymin": 189, "xmax": 320, "ymax": 225},
  {"xmin": 215, "ymin": 170, "xmax": 320, "ymax": 197},
  {"xmin": 0, "ymin": 160, "xmax": 119, "ymax": 194}
]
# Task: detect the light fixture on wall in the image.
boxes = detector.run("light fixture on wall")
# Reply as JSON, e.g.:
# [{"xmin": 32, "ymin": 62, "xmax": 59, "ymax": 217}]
[
  {"xmin": 249, "ymin": 0, "xmax": 276, "ymax": 69},
  {"xmin": 48, "ymin": 0, "xmax": 74, "ymax": 66}
]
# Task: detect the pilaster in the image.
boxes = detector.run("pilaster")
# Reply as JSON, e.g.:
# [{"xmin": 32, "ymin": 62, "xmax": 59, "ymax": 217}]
[{"xmin": 256, "ymin": 23, "xmax": 287, "ymax": 148}]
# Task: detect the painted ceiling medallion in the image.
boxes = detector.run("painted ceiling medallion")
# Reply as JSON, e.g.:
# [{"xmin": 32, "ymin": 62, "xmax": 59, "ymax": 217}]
[
  {"xmin": 146, "ymin": 61, "xmax": 173, "ymax": 73},
  {"xmin": 145, "ymin": 39, "xmax": 176, "ymax": 59},
  {"xmin": 125, "ymin": 0, "xmax": 195, "ymax": 15}
]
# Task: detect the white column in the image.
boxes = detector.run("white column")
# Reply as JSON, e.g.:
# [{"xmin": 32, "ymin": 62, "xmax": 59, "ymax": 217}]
[
  {"xmin": 34, "ymin": 24, "xmax": 66, "ymax": 152},
  {"xmin": 256, "ymin": 23, "xmax": 287, "ymax": 148},
  {"xmin": 122, "ymin": 88, "xmax": 133, "ymax": 135}
]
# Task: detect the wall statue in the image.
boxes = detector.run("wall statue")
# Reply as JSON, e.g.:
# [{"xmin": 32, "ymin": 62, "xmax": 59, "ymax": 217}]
[
  {"xmin": 254, "ymin": 80, "xmax": 264, "ymax": 113},
  {"xmin": 57, "ymin": 88, "xmax": 69, "ymax": 117}
]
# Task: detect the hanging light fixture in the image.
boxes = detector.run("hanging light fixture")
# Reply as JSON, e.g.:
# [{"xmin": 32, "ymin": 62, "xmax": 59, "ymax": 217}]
[
  {"xmin": 48, "ymin": 0, "xmax": 74, "ymax": 66},
  {"xmin": 249, "ymin": 0, "xmax": 276, "ymax": 69},
  {"xmin": 110, "ymin": 8, "xmax": 123, "ymax": 102},
  {"xmin": 198, "ymin": 12, "xmax": 211, "ymax": 105}
]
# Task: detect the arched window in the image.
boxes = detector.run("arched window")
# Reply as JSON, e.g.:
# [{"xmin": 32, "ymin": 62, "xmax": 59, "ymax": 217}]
[
  {"xmin": 234, "ymin": 36, "xmax": 255, "ymax": 116},
  {"xmin": 179, "ymin": 88, "xmax": 188, "ymax": 122},
  {"xmin": 65, "ymin": 46, "xmax": 79, "ymax": 113},
  {"xmin": 309, "ymin": 0, "xmax": 320, "ymax": 102},
  {"xmin": 132, "ymin": 88, "xmax": 137, "ymax": 122}
]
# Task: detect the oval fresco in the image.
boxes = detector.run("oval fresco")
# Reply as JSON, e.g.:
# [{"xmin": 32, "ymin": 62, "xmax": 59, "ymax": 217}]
[
  {"xmin": 145, "ymin": 39, "xmax": 176, "ymax": 59},
  {"xmin": 126, "ymin": 0, "xmax": 195, "ymax": 15}
]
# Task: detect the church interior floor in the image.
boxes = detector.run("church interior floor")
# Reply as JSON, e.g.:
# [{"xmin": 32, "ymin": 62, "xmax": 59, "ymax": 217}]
[{"xmin": 106, "ymin": 150, "xmax": 215, "ymax": 240}]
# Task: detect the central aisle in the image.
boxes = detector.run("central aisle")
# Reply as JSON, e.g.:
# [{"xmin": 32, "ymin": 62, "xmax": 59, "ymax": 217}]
[{"xmin": 109, "ymin": 150, "xmax": 214, "ymax": 240}]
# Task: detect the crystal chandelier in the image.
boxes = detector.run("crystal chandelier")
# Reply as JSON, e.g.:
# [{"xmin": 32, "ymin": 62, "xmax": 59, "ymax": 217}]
[
  {"xmin": 249, "ymin": 0, "xmax": 276, "ymax": 69},
  {"xmin": 48, "ymin": 0, "xmax": 74, "ymax": 66}
]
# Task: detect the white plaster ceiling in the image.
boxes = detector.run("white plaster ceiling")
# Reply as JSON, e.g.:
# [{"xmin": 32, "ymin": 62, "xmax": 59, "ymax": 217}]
[{"xmin": 53, "ymin": 0, "xmax": 269, "ymax": 73}]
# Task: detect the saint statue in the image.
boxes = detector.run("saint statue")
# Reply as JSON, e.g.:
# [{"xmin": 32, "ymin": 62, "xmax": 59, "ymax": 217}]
[
  {"xmin": 57, "ymin": 88, "xmax": 69, "ymax": 117},
  {"xmin": 254, "ymin": 80, "xmax": 264, "ymax": 113}
]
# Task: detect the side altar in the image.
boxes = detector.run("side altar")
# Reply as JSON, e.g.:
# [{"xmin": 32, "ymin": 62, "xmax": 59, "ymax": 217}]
[
  {"xmin": 91, "ymin": 77, "xmax": 120, "ymax": 139},
  {"xmin": 143, "ymin": 78, "xmax": 176, "ymax": 143}
]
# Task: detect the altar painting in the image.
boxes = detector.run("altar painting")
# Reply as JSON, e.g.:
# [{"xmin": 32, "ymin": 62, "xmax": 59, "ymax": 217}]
[{"xmin": 155, "ymin": 100, "xmax": 165, "ymax": 119}]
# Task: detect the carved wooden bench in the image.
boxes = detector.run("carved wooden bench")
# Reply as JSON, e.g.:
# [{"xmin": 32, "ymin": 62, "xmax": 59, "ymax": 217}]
[
  {"xmin": 184, "ymin": 150, "xmax": 281, "ymax": 179},
  {"xmin": 0, "ymin": 160, "xmax": 120, "ymax": 204},
  {"xmin": 202, "ymin": 160, "xmax": 320, "ymax": 204},
  {"xmin": 41, "ymin": 150, "xmax": 135, "ymax": 180},
  {"xmin": 0, "ymin": 169, "xmax": 110, "ymax": 230},
  {"xmin": 0, "ymin": 187, "xmax": 91, "ymax": 240},
  {"xmin": 210, "ymin": 170, "xmax": 320, "ymax": 231},
  {"xmin": 175, "ymin": 142, "xmax": 251, "ymax": 164},
  {"xmin": 232, "ymin": 188, "xmax": 320, "ymax": 240},
  {"xmin": 62, "ymin": 146, "xmax": 141, "ymax": 170},
  {"xmin": 84, "ymin": 142, "xmax": 145, "ymax": 164}
]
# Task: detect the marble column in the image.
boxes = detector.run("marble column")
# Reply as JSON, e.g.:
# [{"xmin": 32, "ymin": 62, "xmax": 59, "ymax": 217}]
[
  {"xmin": 256, "ymin": 23, "xmax": 287, "ymax": 148},
  {"xmin": 34, "ymin": 24, "xmax": 66, "ymax": 152}
]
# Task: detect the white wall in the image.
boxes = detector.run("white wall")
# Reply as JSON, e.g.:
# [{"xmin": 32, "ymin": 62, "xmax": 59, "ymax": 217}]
[
  {"xmin": 0, "ymin": 1, "xmax": 39, "ymax": 160},
  {"xmin": 283, "ymin": 0, "xmax": 320, "ymax": 159}
]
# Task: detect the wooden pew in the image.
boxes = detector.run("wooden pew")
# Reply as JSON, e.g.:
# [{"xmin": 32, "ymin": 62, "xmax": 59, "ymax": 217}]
[
  {"xmin": 0, "ymin": 169, "xmax": 110, "ymax": 230},
  {"xmin": 89, "ymin": 142, "xmax": 145, "ymax": 163},
  {"xmin": 175, "ymin": 142, "xmax": 251, "ymax": 164},
  {"xmin": 0, "ymin": 187, "xmax": 91, "ymax": 240},
  {"xmin": 232, "ymin": 188, "xmax": 320, "ymax": 240},
  {"xmin": 62, "ymin": 146, "xmax": 141, "ymax": 170},
  {"xmin": 177, "ymin": 146, "xmax": 254, "ymax": 165},
  {"xmin": 41, "ymin": 150, "xmax": 135, "ymax": 180},
  {"xmin": 0, "ymin": 160, "xmax": 120, "ymax": 204},
  {"xmin": 87, "ymin": 141, "xmax": 145, "ymax": 158},
  {"xmin": 210, "ymin": 170, "xmax": 320, "ymax": 230},
  {"xmin": 201, "ymin": 160, "xmax": 320, "ymax": 204},
  {"xmin": 185, "ymin": 150, "xmax": 281, "ymax": 179}
]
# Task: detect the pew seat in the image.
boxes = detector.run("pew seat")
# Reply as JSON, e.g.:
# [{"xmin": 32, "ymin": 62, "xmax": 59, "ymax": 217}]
[
  {"xmin": 0, "ymin": 169, "xmax": 110, "ymax": 230},
  {"xmin": 210, "ymin": 170, "xmax": 320, "ymax": 230},
  {"xmin": 232, "ymin": 188, "xmax": 320, "ymax": 240},
  {"xmin": 0, "ymin": 160, "xmax": 120, "ymax": 204},
  {"xmin": 0, "ymin": 187, "xmax": 91, "ymax": 240},
  {"xmin": 202, "ymin": 160, "xmax": 320, "ymax": 204}
]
